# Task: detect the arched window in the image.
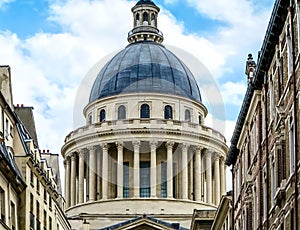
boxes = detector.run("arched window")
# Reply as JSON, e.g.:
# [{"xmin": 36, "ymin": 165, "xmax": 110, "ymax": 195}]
[
  {"xmin": 198, "ymin": 115, "xmax": 202, "ymax": 124},
  {"xmin": 140, "ymin": 104, "xmax": 150, "ymax": 118},
  {"xmin": 118, "ymin": 105, "xmax": 126, "ymax": 120},
  {"xmin": 136, "ymin": 13, "xmax": 140, "ymax": 26},
  {"xmin": 143, "ymin": 12, "xmax": 148, "ymax": 25},
  {"xmin": 100, "ymin": 109, "xmax": 106, "ymax": 122},
  {"xmin": 164, "ymin": 105, "xmax": 173, "ymax": 119},
  {"xmin": 151, "ymin": 13, "xmax": 156, "ymax": 26},
  {"xmin": 185, "ymin": 109, "xmax": 191, "ymax": 122}
]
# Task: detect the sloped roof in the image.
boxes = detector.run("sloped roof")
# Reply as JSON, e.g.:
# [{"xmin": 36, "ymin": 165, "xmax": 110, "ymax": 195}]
[
  {"xmin": 98, "ymin": 215, "xmax": 188, "ymax": 230},
  {"xmin": 0, "ymin": 142, "xmax": 26, "ymax": 190}
]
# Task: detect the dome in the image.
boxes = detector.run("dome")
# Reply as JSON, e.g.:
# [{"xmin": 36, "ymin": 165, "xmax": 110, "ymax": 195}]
[
  {"xmin": 89, "ymin": 42, "xmax": 202, "ymax": 103},
  {"xmin": 136, "ymin": 0, "xmax": 156, "ymax": 6}
]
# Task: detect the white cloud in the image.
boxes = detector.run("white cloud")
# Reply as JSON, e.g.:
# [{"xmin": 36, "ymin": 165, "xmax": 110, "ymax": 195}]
[
  {"xmin": 0, "ymin": 0, "xmax": 14, "ymax": 9},
  {"xmin": 0, "ymin": 0, "xmax": 273, "ymax": 193}
]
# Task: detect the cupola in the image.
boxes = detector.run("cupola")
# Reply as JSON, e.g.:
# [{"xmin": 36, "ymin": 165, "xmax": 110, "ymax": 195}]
[{"xmin": 128, "ymin": 0, "xmax": 164, "ymax": 43}]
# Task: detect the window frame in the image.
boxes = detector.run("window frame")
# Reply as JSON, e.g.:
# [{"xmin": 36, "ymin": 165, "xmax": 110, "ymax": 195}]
[
  {"xmin": 164, "ymin": 105, "xmax": 173, "ymax": 120},
  {"xmin": 140, "ymin": 104, "xmax": 150, "ymax": 119}
]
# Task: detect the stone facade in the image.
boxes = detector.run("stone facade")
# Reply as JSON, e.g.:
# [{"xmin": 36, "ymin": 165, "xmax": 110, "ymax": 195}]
[
  {"xmin": 62, "ymin": 1, "xmax": 228, "ymax": 229},
  {"xmin": 226, "ymin": 0, "xmax": 300, "ymax": 229},
  {"xmin": 0, "ymin": 65, "xmax": 71, "ymax": 230}
]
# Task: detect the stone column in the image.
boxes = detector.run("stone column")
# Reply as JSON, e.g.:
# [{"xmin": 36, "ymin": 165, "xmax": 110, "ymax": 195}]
[
  {"xmin": 150, "ymin": 140, "xmax": 158, "ymax": 198},
  {"xmin": 181, "ymin": 144, "xmax": 189, "ymax": 200},
  {"xmin": 206, "ymin": 150, "xmax": 212, "ymax": 204},
  {"xmin": 166, "ymin": 141, "xmax": 174, "ymax": 198},
  {"xmin": 188, "ymin": 149, "xmax": 194, "ymax": 200},
  {"xmin": 117, "ymin": 142, "xmax": 123, "ymax": 198},
  {"xmin": 97, "ymin": 150, "xmax": 102, "ymax": 200},
  {"xmin": 88, "ymin": 146, "xmax": 97, "ymax": 201},
  {"xmin": 214, "ymin": 154, "xmax": 221, "ymax": 205},
  {"xmin": 64, "ymin": 156, "xmax": 71, "ymax": 207},
  {"xmin": 102, "ymin": 143, "xmax": 109, "ymax": 200},
  {"xmin": 133, "ymin": 141, "xmax": 140, "ymax": 198},
  {"xmin": 70, "ymin": 153, "xmax": 77, "ymax": 206},
  {"xmin": 78, "ymin": 149, "xmax": 86, "ymax": 204},
  {"xmin": 194, "ymin": 146, "xmax": 202, "ymax": 202},
  {"xmin": 220, "ymin": 156, "xmax": 226, "ymax": 196}
]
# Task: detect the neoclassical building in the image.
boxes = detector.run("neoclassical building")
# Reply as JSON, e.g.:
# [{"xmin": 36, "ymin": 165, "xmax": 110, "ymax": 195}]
[{"xmin": 62, "ymin": 0, "xmax": 228, "ymax": 229}]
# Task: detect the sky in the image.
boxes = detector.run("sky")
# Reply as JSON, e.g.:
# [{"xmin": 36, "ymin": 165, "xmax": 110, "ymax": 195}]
[{"xmin": 0, "ymin": 0, "xmax": 274, "ymax": 191}]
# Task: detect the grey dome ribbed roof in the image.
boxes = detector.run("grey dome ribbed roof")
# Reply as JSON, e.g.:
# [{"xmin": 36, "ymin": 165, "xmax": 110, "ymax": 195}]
[{"xmin": 89, "ymin": 42, "xmax": 202, "ymax": 103}]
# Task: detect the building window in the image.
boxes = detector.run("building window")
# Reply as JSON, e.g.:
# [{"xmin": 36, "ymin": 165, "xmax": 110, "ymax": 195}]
[
  {"xmin": 289, "ymin": 115, "xmax": 295, "ymax": 175},
  {"xmin": 161, "ymin": 162, "xmax": 167, "ymax": 198},
  {"xmin": 36, "ymin": 201, "xmax": 40, "ymax": 230},
  {"xmin": 140, "ymin": 104, "xmax": 150, "ymax": 118},
  {"xmin": 164, "ymin": 105, "xmax": 173, "ymax": 119},
  {"xmin": 44, "ymin": 189, "xmax": 47, "ymax": 204},
  {"xmin": 263, "ymin": 170, "xmax": 267, "ymax": 222},
  {"xmin": 37, "ymin": 178, "xmax": 40, "ymax": 194},
  {"xmin": 198, "ymin": 115, "xmax": 202, "ymax": 124},
  {"xmin": 100, "ymin": 109, "xmax": 106, "ymax": 122},
  {"xmin": 11, "ymin": 202, "xmax": 16, "ymax": 230},
  {"xmin": 118, "ymin": 105, "xmax": 126, "ymax": 120},
  {"xmin": 270, "ymin": 155, "xmax": 276, "ymax": 204},
  {"xmin": 30, "ymin": 194, "xmax": 34, "ymax": 229},
  {"xmin": 136, "ymin": 13, "xmax": 140, "ymax": 26},
  {"xmin": 269, "ymin": 78, "xmax": 275, "ymax": 118},
  {"xmin": 277, "ymin": 142, "xmax": 286, "ymax": 185},
  {"xmin": 43, "ymin": 210, "xmax": 47, "ymax": 230},
  {"xmin": 123, "ymin": 162, "xmax": 130, "ymax": 198},
  {"xmin": 140, "ymin": 162, "xmax": 150, "ymax": 197},
  {"xmin": 185, "ymin": 109, "xmax": 191, "ymax": 122},
  {"xmin": 49, "ymin": 216, "xmax": 52, "ymax": 230},
  {"xmin": 287, "ymin": 24, "xmax": 293, "ymax": 77},
  {"xmin": 143, "ymin": 12, "xmax": 148, "ymax": 25},
  {"xmin": 49, "ymin": 195, "xmax": 52, "ymax": 211},
  {"xmin": 151, "ymin": 13, "xmax": 155, "ymax": 26},
  {"xmin": 5, "ymin": 118, "xmax": 8, "ymax": 138},
  {"xmin": 30, "ymin": 170, "xmax": 34, "ymax": 186},
  {"xmin": 0, "ymin": 187, "xmax": 5, "ymax": 222}
]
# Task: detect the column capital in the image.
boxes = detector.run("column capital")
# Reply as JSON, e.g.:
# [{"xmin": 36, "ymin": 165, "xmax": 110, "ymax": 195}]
[
  {"xmin": 150, "ymin": 140, "xmax": 158, "ymax": 149},
  {"xmin": 196, "ymin": 146, "xmax": 204, "ymax": 152},
  {"xmin": 165, "ymin": 141, "xmax": 174, "ymax": 149},
  {"xmin": 64, "ymin": 156, "xmax": 71, "ymax": 166},
  {"xmin": 180, "ymin": 143, "xmax": 190, "ymax": 150},
  {"xmin": 78, "ymin": 149, "xmax": 86, "ymax": 159},
  {"xmin": 133, "ymin": 140, "xmax": 141, "ymax": 149},
  {"xmin": 87, "ymin": 145, "xmax": 97, "ymax": 152},
  {"xmin": 219, "ymin": 155, "xmax": 225, "ymax": 162},
  {"xmin": 116, "ymin": 141, "xmax": 123, "ymax": 147},
  {"xmin": 101, "ymin": 143, "xmax": 109, "ymax": 150},
  {"xmin": 70, "ymin": 152, "xmax": 77, "ymax": 161}
]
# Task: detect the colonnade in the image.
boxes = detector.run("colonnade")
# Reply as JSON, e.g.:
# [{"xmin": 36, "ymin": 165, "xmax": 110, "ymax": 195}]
[{"xmin": 64, "ymin": 141, "xmax": 226, "ymax": 208}]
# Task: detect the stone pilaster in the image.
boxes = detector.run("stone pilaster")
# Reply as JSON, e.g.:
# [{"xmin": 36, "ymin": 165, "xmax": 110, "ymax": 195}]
[
  {"xmin": 150, "ymin": 140, "xmax": 158, "ymax": 198},
  {"xmin": 214, "ymin": 153, "xmax": 221, "ymax": 205},
  {"xmin": 88, "ymin": 146, "xmax": 97, "ymax": 201},
  {"xmin": 206, "ymin": 150, "xmax": 212, "ymax": 204},
  {"xmin": 194, "ymin": 146, "xmax": 203, "ymax": 202},
  {"xmin": 133, "ymin": 141, "xmax": 140, "ymax": 198},
  {"xmin": 117, "ymin": 142, "xmax": 123, "ymax": 198},
  {"xmin": 102, "ymin": 143, "xmax": 109, "ymax": 200},
  {"xmin": 166, "ymin": 141, "xmax": 174, "ymax": 198},
  {"xmin": 70, "ymin": 152, "xmax": 77, "ymax": 206},
  {"xmin": 64, "ymin": 156, "xmax": 71, "ymax": 207},
  {"xmin": 78, "ymin": 149, "xmax": 86, "ymax": 204},
  {"xmin": 181, "ymin": 143, "xmax": 189, "ymax": 200}
]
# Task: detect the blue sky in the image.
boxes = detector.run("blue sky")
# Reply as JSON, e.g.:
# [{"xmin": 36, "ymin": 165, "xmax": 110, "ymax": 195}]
[{"xmin": 0, "ymin": 0, "xmax": 274, "ymax": 157}]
